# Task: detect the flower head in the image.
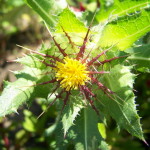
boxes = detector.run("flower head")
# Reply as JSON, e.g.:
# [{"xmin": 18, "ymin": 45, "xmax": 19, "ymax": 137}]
[
  {"xmin": 55, "ymin": 57, "xmax": 90, "ymax": 91},
  {"xmin": 30, "ymin": 24, "xmax": 124, "ymax": 115}
]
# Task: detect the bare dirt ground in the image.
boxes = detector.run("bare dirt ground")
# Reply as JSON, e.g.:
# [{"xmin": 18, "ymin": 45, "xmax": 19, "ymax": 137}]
[{"xmin": 0, "ymin": 28, "xmax": 50, "ymax": 91}]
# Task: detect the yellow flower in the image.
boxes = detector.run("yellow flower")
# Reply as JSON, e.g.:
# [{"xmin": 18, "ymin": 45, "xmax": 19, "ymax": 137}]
[{"xmin": 55, "ymin": 57, "xmax": 90, "ymax": 91}]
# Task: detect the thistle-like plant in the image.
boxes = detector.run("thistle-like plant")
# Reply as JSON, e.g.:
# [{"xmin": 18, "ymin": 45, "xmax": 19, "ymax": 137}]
[{"xmin": 0, "ymin": 0, "xmax": 150, "ymax": 149}]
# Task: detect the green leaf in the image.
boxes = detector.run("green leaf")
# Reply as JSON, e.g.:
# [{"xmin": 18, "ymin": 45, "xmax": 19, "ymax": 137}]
[
  {"xmin": 54, "ymin": 8, "xmax": 88, "ymax": 46},
  {"xmin": 16, "ymin": 54, "xmax": 46, "ymax": 69},
  {"xmin": 126, "ymin": 44, "xmax": 150, "ymax": 72},
  {"xmin": 96, "ymin": 0, "xmax": 150, "ymax": 50},
  {"xmin": 71, "ymin": 107, "xmax": 109, "ymax": 150},
  {"xmin": 62, "ymin": 94, "xmax": 84, "ymax": 136},
  {"xmin": 23, "ymin": 110, "xmax": 37, "ymax": 132},
  {"xmin": 55, "ymin": 107, "xmax": 109, "ymax": 150},
  {"xmin": 0, "ymin": 67, "xmax": 52, "ymax": 117},
  {"xmin": 99, "ymin": 10, "xmax": 150, "ymax": 50},
  {"xmin": 55, "ymin": 8, "xmax": 87, "ymax": 33},
  {"xmin": 98, "ymin": 123, "xmax": 107, "ymax": 139},
  {"xmin": 96, "ymin": 0, "xmax": 150, "ymax": 23},
  {"xmin": 16, "ymin": 47, "xmax": 55, "ymax": 69},
  {"xmin": 96, "ymin": 64, "xmax": 144, "ymax": 140},
  {"xmin": 24, "ymin": 0, "xmax": 67, "ymax": 27}
]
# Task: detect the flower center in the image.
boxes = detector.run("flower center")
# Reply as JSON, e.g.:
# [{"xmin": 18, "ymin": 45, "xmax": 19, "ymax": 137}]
[{"xmin": 55, "ymin": 57, "xmax": 90, "ymax": 91}]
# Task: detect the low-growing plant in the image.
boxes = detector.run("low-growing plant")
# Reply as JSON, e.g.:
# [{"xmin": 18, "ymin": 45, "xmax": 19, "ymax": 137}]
[{"xmin": 0, "ymin": 0, "xmax": 150, "ymax": 149}]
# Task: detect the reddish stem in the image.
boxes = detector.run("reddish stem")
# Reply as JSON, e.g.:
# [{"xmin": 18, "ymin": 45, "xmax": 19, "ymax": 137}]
[
  {"xmin": 94, "ymin": 55, "xmax": 127, "ymax": 66},
  {"xmin": 86, "ymin": 96, "xmax": 100, "ymax": 116},
  {"xmin": 81, "ymin": 48, "xmax": 93, "ymax": 63},
  {"xmin": 76, "ymin": 26, "xmax": 91, "ymax": 60},
  {"xmin": 37, "ymin": 78, "xmax": 57, "ymax": 86},
  {"xmin": 76, "ymin": 10, "xmax": 97, "ymax": 60},
  {"xmin": 27, "ymin": 50, "xmax": 62, "ymax": 62},
  {"xmin": 52, "ymin": 36, "xmax": 67, "ymax": 57},
  {"xmin": 4, "ymin": 135, "xmax": 10, "ymax": 150},
  {"xmin": 38, "ymin": 87, "xmax": 63, "ymax": 119},
  {"xmin": 91, "ymin": 77, "xmax": 114, "ymax": 94},
  {"xmin": 80, "ymin": 86, "xmax": 100, "ymax": 115},
  {"xmin": 87, "ymin": 49, "xmax": 109, "ymax": 66},
  {"xmin": 81, "ymin": 85, "xmax": 95, "ymax": 97},
  {"xmin": 60, "ymin": 91, "xmax": 70, "ymax": 114},
  {"xmin": 40, "ymin": 60, "xmax": 56, "ymax": 68},
  {"xmin": 61, "ymin": 26, "xmax": 75, "ymax": 48}
]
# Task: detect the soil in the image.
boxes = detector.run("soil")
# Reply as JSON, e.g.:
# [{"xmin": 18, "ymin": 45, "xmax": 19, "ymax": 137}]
[{"xmin": 0, "ymin": 28, "xmax": 49, "ymax": 91}]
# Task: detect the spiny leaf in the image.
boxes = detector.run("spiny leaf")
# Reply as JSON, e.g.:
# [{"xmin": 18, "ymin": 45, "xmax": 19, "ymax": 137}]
[
  {"xmin": 96, "ymin": 0, "xmax": 150, "ymax": 23},
  {"xmin": 96, "ymin": 0, "xmax": 150, "ymax": 50},
  {"xmin": 55, "ymin": 107, "xmax": 109, "ymax": 150},
  {"xmin": 16, "ymin": 47, "xmax": 56, "ymax": 69},
  {"xmin": 16, "ymin": 54, "xmax": 46, "ymax": 69},
  {"xmin": 96, "ymin": 64, "xmax": 144, "ymax": 140},
  {"xmin": 99, "ymin": 9, "xmax": 150, "ymax": 50},
  {"xmin": 0, "ymin": 67, "xmax": 52, "ymax": 117},
  {"xmin": 62, "ymin": 94, "xmax": 84, "ymax": 136},
  {"xmin": 126, "ymin": 44, "xmax": 150, "ymax": 72}
]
